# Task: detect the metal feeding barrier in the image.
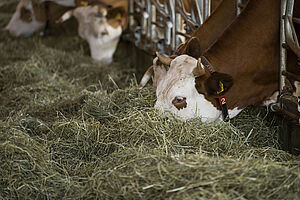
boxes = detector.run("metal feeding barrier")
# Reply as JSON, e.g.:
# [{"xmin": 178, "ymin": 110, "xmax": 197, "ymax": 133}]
[
  {"xmin": 125, "ymin": 0, "xmax": 246, "ymax": 55},
  {"xmin": 126, "ymin": 0, "xmax": 213, "ymax": 55},
  {"xmin": 271, "ymin": 0, "xmax": 300, "ymax": 124}
]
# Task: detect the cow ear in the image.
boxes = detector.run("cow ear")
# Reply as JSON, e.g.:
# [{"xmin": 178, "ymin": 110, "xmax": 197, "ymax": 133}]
[
  {"xmin": 186, "ymin": 37, "xmax": 201, "ymax": 59},
  {"xmin": 204, "ymin": 72, "xmax": 233, "ymax": 97}
]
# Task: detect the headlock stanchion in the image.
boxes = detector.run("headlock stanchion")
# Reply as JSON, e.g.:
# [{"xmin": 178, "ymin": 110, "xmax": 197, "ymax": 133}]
[
  {"xmin": 270, "ymin": 0, "xmax": 300, "ymax": 126},
  {"xmin": 268, "ymin": 0, "xmax": 300, "ymax": 154},
  {"xmin": 126, "ymin": 0, "xmax": 213, "ymax": 55},
  {"xmin": 125, "ymin": 0, "xmax": 246, "ymax": 55}
]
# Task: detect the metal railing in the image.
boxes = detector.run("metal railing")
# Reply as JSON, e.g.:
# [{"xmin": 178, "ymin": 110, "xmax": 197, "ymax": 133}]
[
  {"xmin": 272, "ymin": 0, "xmax": 300, "ymax": 123},
  {"xmin": 125, "ymin": 0, "xmax": 246, "ymax": 55},
  {"xmin": 126, "ymin": 0, "xmax": 213, "ymax": 55}
]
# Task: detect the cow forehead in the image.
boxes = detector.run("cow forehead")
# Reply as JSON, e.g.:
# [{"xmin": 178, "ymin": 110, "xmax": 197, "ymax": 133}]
[
  {"xmin": 156, "ymin": 56, "xmax": 198, "ymax": 100},
  {"xmin": 18, "ymin": 0, "xmax": 32, "ymax": 9},
  {"xmin": 76, "ymin": 5, "xmax": 107, "ymax": 14},
  {"xmin": 169, "ymin": 55, "xmax": 197, "ymax": 72}
]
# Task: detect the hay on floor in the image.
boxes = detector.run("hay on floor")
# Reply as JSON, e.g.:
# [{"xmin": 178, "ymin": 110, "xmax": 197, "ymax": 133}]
[{"xmin": 0, "ymin": 1, "xmax": 299, "ymax": 199}]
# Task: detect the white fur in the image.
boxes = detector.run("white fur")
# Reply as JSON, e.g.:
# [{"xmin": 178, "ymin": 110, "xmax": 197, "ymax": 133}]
[
  {"xmin": 155, "ymin": 55, "xmax": 221, "ymax": 121},
  {"xmin": 59, "ymin": 10, "xmax": 73, "ymax": 22},
  {"xmin": 263, "ymin": 91, "xmax": 279, "ymax": 106},
  {"xmin": 5, "ymin": 1, "xmax": 44, "ymax": 37},
  {"xmin": 45, "ymin": 0, "xmax": 75, "ymax": 7},
  {"xmin": 293, "ymin": 81, "xmax": 300, "ymax": 97},
  {"xmin": 154, "ymin": 55, "xmax": 244, "ymax": 122},
  {"xmin": 88, "ymin": 25, "xmax": 122, "ymax": 65},
  {"xmin": 228, "ymin": 107, "xmax": 243, "ymax": 119},
  {"xmin": 72, "ymin": 6, "xmax": 123, "ymax": 64}
]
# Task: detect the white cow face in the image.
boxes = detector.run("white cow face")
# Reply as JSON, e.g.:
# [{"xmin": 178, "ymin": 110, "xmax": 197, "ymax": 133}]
[
  {"xmin": 60, "ymin": 5, "xmax": 125, "ymax": 65},
  {"xmin": 4, "ymin": 0, "xmax": 44, "ymax": 37},
  {"xmin": 153, "ymin": 54, "xmax": 233, "ymax": 122}
]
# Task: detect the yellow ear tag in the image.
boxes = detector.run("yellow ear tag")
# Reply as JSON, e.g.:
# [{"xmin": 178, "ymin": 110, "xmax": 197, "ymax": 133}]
[
  {"xmin": 197, "ymin": 58, "xmax": 202, "ymax": 68},
  {"xmin": 115, "ymin": 13, "xmax": 121, "ymax": 20},
  {"xmin": 81, "ymin": 0, "xmax": 88, "ymax": 7},
  {"xmin": 216, "ymin": 81, "xmax": 224, "ymax": 94}
]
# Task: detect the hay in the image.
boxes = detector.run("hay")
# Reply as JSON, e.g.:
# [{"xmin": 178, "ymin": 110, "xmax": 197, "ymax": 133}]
[{"xmin": 1, "ymin": 2, "xmax": 300, "ymax": 200}]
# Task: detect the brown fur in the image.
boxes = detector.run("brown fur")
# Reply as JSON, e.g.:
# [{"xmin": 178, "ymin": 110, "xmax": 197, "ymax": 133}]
[
  {"xmin": 95, "ymin": 0, "xmax": 128, "ymax": 28},
  {"xmin": 107, "ymin": 6, "xmax": 127, "ymax": 29},
  {"xmin": 31, "ymin": 1, "xmax": 74, "ymax": 23},
  {"xmin": 177, "ymin": 0, "xmax": 241, "ymax": 55},
  {"xmin": 75, "ymin": 0, "xmax": 128, "ymax": 29},
  {"xmin": 20, "ymin": 6, "xmax": 32, "ymax": 22},
  {"xmin": 189, "ymin": 0, "xmax": 299, "ymax": 110}
]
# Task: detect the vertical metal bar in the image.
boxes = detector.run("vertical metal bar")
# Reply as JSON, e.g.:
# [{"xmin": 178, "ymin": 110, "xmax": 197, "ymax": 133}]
[
  {"xmin": 237, "ymin": 0, "xmax": 242, "ymax": 15},
  {"xmin": 141, "ymin": 0, "xmax": 149, "ymax": 35},
  {"xmin": 170, "ymin": 0, "xmax": 176, "ymax": 49},
  {"xmin": 165, "ymin": 17, "xmax": 171, "ymax": 45},
  {"xmin": 146, "ymin": 0, "xmax": 151, "ymax": 39},
  {"xmin": 280, "ymin": 0, "xmax": 287, "ymax": 94},
  {"xmin": 195, "ymin": 0, "xmax": 204, "ymax": 25},
  {"xmin": 175, "ymin": 12, "xmax": 182, "ymax": 47},
  {"xmin": 285, "ymin": 0, "xmax": 295, "ymax": 41},
  {"xmin": 129, "ymin": 0, "xmax": 134, "ymax": 29},
  {"xmin": 204, "ymin": 0, "xmax": 211, "ymax": 20},
  {"xmin": 151, "ymin": 4, "xmax": 156, "ymax": 41}
]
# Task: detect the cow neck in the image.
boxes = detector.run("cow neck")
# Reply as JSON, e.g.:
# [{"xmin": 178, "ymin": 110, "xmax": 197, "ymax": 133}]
[
  {"xmin": 33, "ymin": 2, "xmax": 72, "ymax": 23},
  {"xmin": 201, "ymin": 56, "xmax": 229, "ymax": 121},
  {"xmin": 200, "ymin": 0, "xmax": 281, "ymax": 110},
  {"xmin": 180, "ymin": 0, "xmax": 238, "ymax": 55}
]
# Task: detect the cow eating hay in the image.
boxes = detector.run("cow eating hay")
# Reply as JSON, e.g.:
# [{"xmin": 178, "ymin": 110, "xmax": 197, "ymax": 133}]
[{"xmin": 0, "ymin": 1, "xmax": 300, "ymax": 199}]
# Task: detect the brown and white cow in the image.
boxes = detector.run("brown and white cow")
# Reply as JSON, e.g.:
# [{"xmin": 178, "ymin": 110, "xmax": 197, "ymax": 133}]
[
  {"xmin": 141, "ymin": 0, "xmax": 300, "ymax": 122},
  {"xmin": 139, "ymin": 0, "xmax": 241, "ymax": 89},
  {"xmin": 4, "ymin": 0, "xmax": 75, "ymax": 37},
  {"xmin": 58, "ymin": 0, "xmax": 128, "ymax": 65}
]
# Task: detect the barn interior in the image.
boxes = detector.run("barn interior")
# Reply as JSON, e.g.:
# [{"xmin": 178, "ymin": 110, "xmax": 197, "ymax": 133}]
[{"xmin": 0, "ymin": 0, "xmax": 299, "ymax": 199}]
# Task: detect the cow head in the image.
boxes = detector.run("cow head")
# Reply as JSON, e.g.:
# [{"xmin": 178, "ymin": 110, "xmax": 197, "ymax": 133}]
[
  {"xmin": 59, "ymin": 5, "xmax": 126, "ymax": 65},
  {"xmin": 142, "ymin": 37, "xmax": 234, "ymax": 121},
  {"xmin": 4, "ymin": 0, "xmax": 46, "ymax": 37}
]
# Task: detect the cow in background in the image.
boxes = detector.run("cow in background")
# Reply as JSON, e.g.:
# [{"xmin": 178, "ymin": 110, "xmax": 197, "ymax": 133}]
[
  {"xmin": 58, "ymin": 0, "xmax": 128, "ymax": 65},
  {"xmin": 3, "ymin": 0, "xmax": 76, "ymax": 37}
]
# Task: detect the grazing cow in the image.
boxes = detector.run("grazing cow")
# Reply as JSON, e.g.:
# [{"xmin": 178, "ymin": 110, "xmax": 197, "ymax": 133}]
[
  {"xmin": 139, "ymin": 0, "xmax": 241, "ymax": 88},
  {"xmin": 141, "ymin": 0, "xmax": 300, "ymax": 122},
  {"xmin": 4, "ymin": 0, "xmax": 75, "ymax": 37},
  {"xmin": 58, "ymin": 0, "xmax": 128, "ymax": 65}
]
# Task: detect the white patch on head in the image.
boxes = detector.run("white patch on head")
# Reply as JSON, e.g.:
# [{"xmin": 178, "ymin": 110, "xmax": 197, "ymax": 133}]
[
  {"xmin": 59, "ymin": 10, "xmax": 73, "ymax": 22},
  {"xmin": 45, "ymin": 0, "xmax": 75, "ymax": 7},
  {"xmin": 154, "ymin": 54, "xmax": 244, "ymax": 122},
  {"xmin": 5, "ymin": 0, "xmax": 44, "ymax": 37},
  {"xmin": 88, "ymin": 25, "xmax": 122, "ymax": 65},
  {"xmin": 154, "ymin": 55, "xmax": 222, "ymax": 122},
  {"xmin": 262, "ymin": 91, "xmax": 279, "ymax": 106},
  {"xmin": 72, "ymin": 6, "xmax": 123, "ymax": 64}
]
